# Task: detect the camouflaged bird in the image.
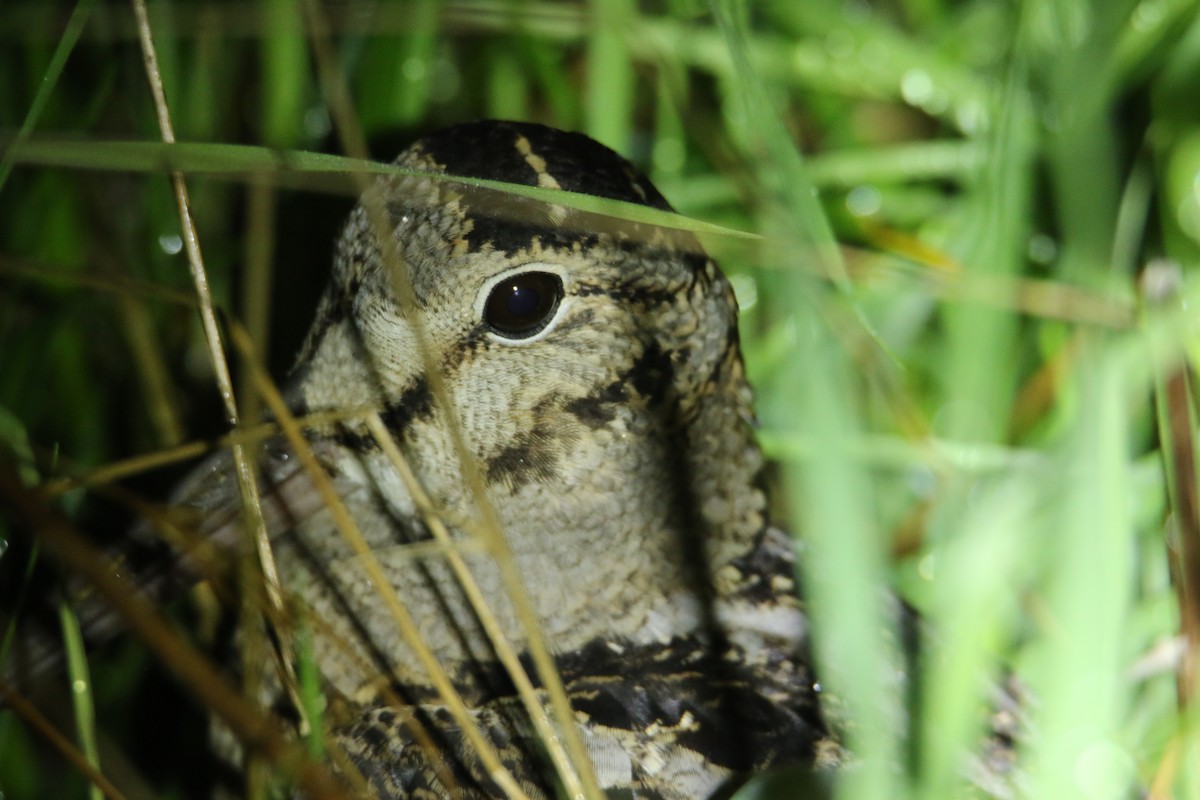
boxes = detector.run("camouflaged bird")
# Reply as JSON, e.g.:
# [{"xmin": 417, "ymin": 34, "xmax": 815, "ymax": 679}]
[{"xmin": 173, "ymin": 120, "xmax": 838, "ymax": 798}]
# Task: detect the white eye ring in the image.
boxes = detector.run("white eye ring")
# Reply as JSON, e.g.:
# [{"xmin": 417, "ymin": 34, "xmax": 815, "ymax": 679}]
[{"xmin": 475, "ymin": 262, "xmax": 572, "ymax": 344}]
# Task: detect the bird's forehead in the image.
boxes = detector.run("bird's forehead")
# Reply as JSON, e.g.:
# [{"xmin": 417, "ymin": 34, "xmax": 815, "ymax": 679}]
[
  {"xmin": 362, "ymin": 122, "xmax": 705, "ymax": 306},
  {"xmin": 403, "ymin": 120, "xmax": 673, "ymax": 212}
]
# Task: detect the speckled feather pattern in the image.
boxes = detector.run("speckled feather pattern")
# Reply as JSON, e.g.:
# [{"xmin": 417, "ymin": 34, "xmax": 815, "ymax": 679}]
[{"xmin": 192, "ymin": 121, "xmax": 835, "ymax": 798}]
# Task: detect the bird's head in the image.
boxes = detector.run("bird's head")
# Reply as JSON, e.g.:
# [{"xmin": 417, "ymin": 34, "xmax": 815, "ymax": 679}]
[
  {"xmin": 177, "ymin": 121, "xmax": 777, "ymax": 687},
  {"xmin": 296, "ymin": 122, "xmax": 765, "ymax": 571}
]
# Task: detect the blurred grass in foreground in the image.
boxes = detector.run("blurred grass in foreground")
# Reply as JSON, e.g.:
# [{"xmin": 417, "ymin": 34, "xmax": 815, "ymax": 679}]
[{"xmin": 1, "ymin": 0, "xmax": 1200, "ymax": 798}]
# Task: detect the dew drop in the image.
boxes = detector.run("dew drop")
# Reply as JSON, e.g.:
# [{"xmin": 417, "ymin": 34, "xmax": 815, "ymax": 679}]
[
  {"xmin": 158, "ymin": 233, "xmax": 183, "ymax": 255},
  {"xmin": 900, "ymin": 69, "xmax": 934, "ymax": 108},
  {"xmin": 846, "ymin": 185, "xmax": 882, "ymax": 217},
  {"xmin": 1177, "ymin": 193, "xmax": 1200, "ymax": 241},
  {"xmin": 955, "ymin": 99, "xmax": 987, "ymax": 135},
  {"xmin": 304, "ymin": 105, "xmax": 331, "ymax": 138},
  {"xmin": 1132, "ymin": 0, "xmax": 1165, "ymax": 31},
  {"xmin": 1028, "ymin": 233, "xmax": 1058, "ymax": 265},
  {"xmin": 403, "ymin": 56, "xmax": 427, "ymax": 82}
]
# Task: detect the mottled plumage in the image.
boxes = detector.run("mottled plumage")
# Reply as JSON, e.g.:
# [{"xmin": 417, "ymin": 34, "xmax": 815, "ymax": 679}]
[{"xmin": 174, "ymin": 120, "xmax": 836, "ymax": 797}]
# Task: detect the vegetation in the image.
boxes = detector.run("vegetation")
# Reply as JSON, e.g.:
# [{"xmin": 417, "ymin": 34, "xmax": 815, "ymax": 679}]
[{"xmin": 1, "ymin": 0, "xmax": 1199, "ymax": 798}]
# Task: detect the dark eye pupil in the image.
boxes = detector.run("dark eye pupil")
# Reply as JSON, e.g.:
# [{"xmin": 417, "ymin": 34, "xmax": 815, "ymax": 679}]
[
  {"xmin": 484, "ymin": 271, "xmax": 563, "ymax": 339},
  {"xmin": 506, "ymin": 284, "xmax": 543, "ymax": 317}
]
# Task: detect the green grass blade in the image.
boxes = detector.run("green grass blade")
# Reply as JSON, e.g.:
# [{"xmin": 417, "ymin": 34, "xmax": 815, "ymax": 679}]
[
  {"xmin": 585, "ymin": 0, "xmax": 635, "ymax": 151},
  {"xmin": 0, "ymin": 0, "xmax": 96, "ymax": 196},
  {"xmin": 2, "ymin": 138, "xmax": 761, "ymax": 239},
  {"xmin": 57, "ymin": 601, "xmax": 102, "ymax": 800}
]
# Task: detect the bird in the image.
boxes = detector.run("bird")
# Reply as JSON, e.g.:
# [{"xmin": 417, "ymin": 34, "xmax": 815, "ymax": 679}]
[{"xmin": 161, "ymin": 119, "xmax": 840, "ymax": 798}]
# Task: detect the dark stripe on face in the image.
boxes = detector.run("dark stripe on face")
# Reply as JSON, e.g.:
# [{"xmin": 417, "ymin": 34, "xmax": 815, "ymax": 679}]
[
  {"xmin": 563, "ymin": 341, "xmax": 676, "ymax": 430},
  {"xmin": 627, "ymin": 340, "xmax": 676, "ymax": 406},
  {"xmin": 439, "ymin": 324, "xmax": 490, "ymax": 375},
  {"xmin": 331, "ymin": 427, "xmax": 377, "ymax": 454},
  {"xmin": 565, "ymin": 389, "xmax": 622, "ymax": 428},
  {"xmin": 574, "ymin": 280, "xmax": 678, "ymax": 309},
  {"xmin": 486, "ymin": 439, "xmax": 547, "ymax": 490},
  {"xmin": 484, "ymin": 394, "xmax": 575, "ymax": 491},
  {"xmin": 382, "ymin": 376, "xmax": 435, "ymax": 435},
  {"xmin": 329, "ymin": 377, "xmax": 435, "ymax": 454},
  {"xmin": 484, "ymin": 419, "xmax": 560, "ymax": 492}
]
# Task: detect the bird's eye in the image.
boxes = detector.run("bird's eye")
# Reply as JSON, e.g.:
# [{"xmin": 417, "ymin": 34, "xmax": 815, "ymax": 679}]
[{"xmin": 482, "ymin": 271, "xmax": 564, "ymax": 339}]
